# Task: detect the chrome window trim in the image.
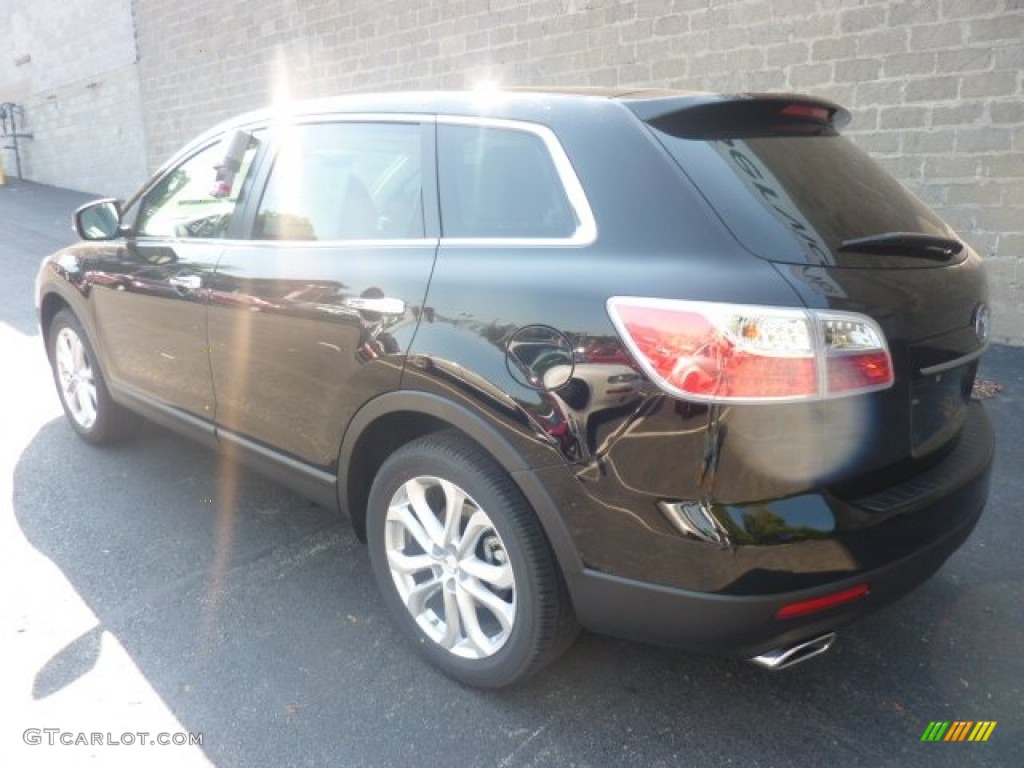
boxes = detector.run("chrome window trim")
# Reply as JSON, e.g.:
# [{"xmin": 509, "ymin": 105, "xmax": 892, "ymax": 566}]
[
  {"xmin": 436, "ymin": 115, "xmax": 598, "ymax": 247},
  {"xmin": 287, "ymin": 112, "xmax": 434, "ymax": 125},
  {"xmin": 167, "ymin": 113, "xmax": 597, "ymax": 247},
  {"xmin": 222, "ymin": 238, "xmax": 438, "ymax": 249}
]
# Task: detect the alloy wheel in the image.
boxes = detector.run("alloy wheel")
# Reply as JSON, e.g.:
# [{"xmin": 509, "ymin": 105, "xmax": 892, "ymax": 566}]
[
  {"xmin": 54, "ymin": 326, "xmax": 98, "ymax": 430},
  {"xmin": 383, "ymin": 475, "xmax": 516, "ymax": 659}
]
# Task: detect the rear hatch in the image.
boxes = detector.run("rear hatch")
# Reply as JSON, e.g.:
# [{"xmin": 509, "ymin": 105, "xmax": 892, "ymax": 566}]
[{"xmin": 630, "ymin": 94, "xmax": 989, "ymax": 480}]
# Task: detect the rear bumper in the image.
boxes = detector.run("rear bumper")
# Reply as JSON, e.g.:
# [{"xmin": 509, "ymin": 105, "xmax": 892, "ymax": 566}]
[
  {"xmin": 568, "ymin": 489, "xmax": 983, "ymax": 656},
  {"xmin": 558, "ymin": 403, "xmax": 993, "ymax": 656}
]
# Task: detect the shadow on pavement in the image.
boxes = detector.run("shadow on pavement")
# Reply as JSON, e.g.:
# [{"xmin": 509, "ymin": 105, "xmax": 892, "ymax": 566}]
[{"xmin": 13, "ymin": 378, "xmax": 1022, "ymax": 768}]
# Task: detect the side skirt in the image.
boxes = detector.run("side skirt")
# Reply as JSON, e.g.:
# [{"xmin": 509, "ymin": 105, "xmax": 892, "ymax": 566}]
[{"xmin": 113, "ymin": 384, "xmax": 339, "ymax": 511}]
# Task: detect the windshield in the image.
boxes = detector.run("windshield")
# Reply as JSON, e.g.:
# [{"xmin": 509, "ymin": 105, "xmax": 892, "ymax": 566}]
[{"xmin": 649, "ymin": 128, "xmax": 957, "ymax": 268}]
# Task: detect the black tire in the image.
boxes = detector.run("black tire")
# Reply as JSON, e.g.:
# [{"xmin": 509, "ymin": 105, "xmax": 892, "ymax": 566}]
[
  {"xmin": 367, "ymin": 430, "xmax": 578, "ymax": 688},
  {"xmin": 48, "ymin": 308, "xmax": 140, "ymax": 444}
]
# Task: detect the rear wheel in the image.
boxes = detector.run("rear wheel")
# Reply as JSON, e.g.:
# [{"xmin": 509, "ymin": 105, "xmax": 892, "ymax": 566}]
[
  {"xmin": 49, "ymin": 309, "xmax": 139, "ymax": 444},
  {"xmin": 367, "ymin": 430, "xmax": 577, "ymax": 688}
]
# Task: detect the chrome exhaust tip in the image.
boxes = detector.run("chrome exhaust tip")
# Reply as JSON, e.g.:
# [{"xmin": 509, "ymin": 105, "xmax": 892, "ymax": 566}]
[{"xmin": 749, "ymin": 632, "xmax": 836, "ymax": 671}]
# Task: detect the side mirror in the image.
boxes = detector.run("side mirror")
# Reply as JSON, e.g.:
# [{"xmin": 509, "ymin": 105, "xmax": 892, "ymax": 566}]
[{"xmin": 74, "ymin": 198, "xmax": 122, "ymax": 240}]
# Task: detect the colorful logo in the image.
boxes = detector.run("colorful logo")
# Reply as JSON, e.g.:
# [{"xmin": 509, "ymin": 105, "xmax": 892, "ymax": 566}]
[{"xmin": 921, "ymin": 721, "xmax": 996, "ymax": 742}]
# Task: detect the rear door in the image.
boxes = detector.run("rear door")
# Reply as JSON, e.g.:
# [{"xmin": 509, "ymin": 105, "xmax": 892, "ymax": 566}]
[{"xmin": 207, "ymin": 117, "xmax": 438, "ymax": 469}]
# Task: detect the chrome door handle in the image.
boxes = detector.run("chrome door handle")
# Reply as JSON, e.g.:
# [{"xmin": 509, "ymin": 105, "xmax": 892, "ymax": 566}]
[
  {"xmin": 342, "ymin": 296, "xmax": 406, "ymax": 315},
  {"xmin": 169, "ymin": 275, "xmax": 202, "ymax": 290}
]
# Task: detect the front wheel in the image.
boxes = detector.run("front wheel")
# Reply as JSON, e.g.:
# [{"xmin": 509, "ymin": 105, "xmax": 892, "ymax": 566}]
[
  {"xmin": 366, "ymin": 431, "xmax": 577, "ymax": 688},
  {"xmin": 48, "ymin": 309, "xmax": 139, "ymax": 444}
]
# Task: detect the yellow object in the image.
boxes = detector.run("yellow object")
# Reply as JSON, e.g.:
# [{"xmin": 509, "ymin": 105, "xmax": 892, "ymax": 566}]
[{"xmin": 0, "ymin": 152, "xmax": 6, "ymax": 185}]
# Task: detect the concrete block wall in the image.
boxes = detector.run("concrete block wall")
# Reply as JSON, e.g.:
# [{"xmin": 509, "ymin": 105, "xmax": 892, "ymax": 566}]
[
  {"xmin": 5, "ymin": 0, "xmax": 1021, "ymax": 341},
  {"xmin": 129, "ymin": 0, "xmax": 1024, "ymax": 343},
  {"xmin": 0, "ymin": 0, "xmax": 148, "ymax": 199}
]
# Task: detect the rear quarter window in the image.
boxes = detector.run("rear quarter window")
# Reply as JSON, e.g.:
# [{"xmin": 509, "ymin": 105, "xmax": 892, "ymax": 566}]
[{"xmin": 437, "ymin": 123, "xmax": 578, "ymax": 239}]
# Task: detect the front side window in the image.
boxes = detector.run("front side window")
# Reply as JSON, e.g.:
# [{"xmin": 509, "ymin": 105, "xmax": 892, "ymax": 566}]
[
  {"xmin": 254, "ymin": 122, "xmax": 424, "ymax": 241},
  {"xmin": 136, "ymin": 131, "xmax": 262, "ymax": 238},
  {"xmin": 437, "ymin": 123, "xmax": 577, "ymax": 239}
]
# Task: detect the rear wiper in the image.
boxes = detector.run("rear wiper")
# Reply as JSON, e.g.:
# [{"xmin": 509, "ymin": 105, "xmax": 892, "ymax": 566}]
[{"xmin": 838, "ymin": 232, "xmax": 963, "ymax": 259}]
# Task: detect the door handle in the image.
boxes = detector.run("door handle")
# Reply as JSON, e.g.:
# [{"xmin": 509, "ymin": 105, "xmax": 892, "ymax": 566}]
[
  {"xmin": 169, "ymin": 274, "xmax": 203, "ymax": 290},
  {"xmin": 342, "ymin": 296, "xmax": 406, "ymax": 315}
]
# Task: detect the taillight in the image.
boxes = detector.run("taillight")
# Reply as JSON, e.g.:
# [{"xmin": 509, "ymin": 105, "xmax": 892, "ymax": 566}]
[
  {"xmin": 607, "ymin": 298, "xmax": 893, "ymax": 403},
  {"xmin": 779, "ymin": 103, "xmax": 832, "ymax": 123}
]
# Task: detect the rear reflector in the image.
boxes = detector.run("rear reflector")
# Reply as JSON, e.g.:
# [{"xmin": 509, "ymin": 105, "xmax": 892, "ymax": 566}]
[
  {"xmin": 607, "ymin": 298, "xmax": 894, "ymax": 403},
  {"xmin": 775, "ymin": 583, "xmax": 870, "ymax": 620}
]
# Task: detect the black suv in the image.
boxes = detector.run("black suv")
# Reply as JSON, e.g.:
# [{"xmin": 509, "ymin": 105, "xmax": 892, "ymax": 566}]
[{"xmin": 36, "ymin": 89, "xmax": 993, "ymax": 687}]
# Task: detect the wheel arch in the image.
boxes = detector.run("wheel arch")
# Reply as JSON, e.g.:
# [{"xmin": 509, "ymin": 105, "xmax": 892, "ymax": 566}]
[
  {"xmin": 38, "ymin": 286, "xmax": 124, "ymax": 399},
  {"xmin": 338, "ymin": 390, "xmax": 584, "ymax": 577},
  {"xmin": 39, "ymin": 291, "xmax": 72, "ymax": 355}
]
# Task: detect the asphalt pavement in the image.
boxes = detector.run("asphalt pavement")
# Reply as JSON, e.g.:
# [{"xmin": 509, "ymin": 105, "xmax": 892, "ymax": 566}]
[{"xmin": 1, "ymin": 178, "xmax": 1022, "ymax": 767}]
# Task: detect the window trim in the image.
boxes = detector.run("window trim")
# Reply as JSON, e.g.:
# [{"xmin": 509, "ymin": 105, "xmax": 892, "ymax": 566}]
[
  {"xmin": 127, "ymin": 113, "xmax": 596, "ymax": 248},
  {"xmin": 437, "ymin": 116, "xmax": 597, "ymax": 247}
]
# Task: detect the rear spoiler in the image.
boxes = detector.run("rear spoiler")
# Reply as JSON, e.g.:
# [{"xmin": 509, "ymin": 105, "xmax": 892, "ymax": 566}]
[{"xmin": 624, "ymin": 93, "xmax": 851, "ymax": 139}]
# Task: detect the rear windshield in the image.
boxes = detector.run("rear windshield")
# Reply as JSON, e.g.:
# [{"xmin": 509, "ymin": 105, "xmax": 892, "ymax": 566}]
[{"xmin": 648, "ymin": 128, "xmax": 954, "ymax": 267}]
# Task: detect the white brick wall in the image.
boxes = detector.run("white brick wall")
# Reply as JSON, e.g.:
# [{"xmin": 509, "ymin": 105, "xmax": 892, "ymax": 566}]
[
  {"xmin": 0, "ymin": 0, "xmax": 148, "ymax": 198},
  {"xmin": 127, "ymin": 0, "xmax": 1024, "ymax": 343},
  {"xmin": 4, "ymin": 0, "xmax": 1022, "ymax": 341}
]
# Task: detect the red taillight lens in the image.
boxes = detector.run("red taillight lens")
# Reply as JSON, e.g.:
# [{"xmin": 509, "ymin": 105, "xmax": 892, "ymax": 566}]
[
  {"xmin": 774, "ymin": 583, "xmax": 870, "ymax": 620},
  {"xmin": 608, "ymin": 302, "xmax": 816, "ymax": 400},
  {"xmin": 827, "ymin": 351, "xmax": 893, "ymax": 393},
  {"xmin": 779, "ymin": 103, "xmax": 831, "ymax": 122},
  {"xmin": 820, "ymin": 314, "xmax": 894, "ymax": 395},
  {"xmin": 607, "ymin": 298, "xmax": 894, "ymax": 403}
]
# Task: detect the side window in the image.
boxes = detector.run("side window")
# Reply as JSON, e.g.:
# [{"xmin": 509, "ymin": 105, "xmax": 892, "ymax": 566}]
[
  {"xmin": 136, "ymin": 131, "xmax": 263, "ymax": 238},
  {"xmin": 254, "ymin": 122, "xmax": 423, "ymax": 241},
  {"xmin": 438, "ymin": 124, "xmax": 577, "ymax": 238}
]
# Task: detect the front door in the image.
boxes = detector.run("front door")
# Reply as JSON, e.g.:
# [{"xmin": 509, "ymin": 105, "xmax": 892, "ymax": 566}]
[{"xmin": 92, "ymin": 134, "xmax": 263, "ymax": 421}]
